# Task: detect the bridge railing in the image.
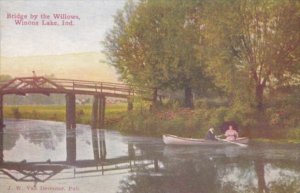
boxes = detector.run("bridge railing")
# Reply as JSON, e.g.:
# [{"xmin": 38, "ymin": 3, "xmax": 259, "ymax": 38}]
[
  {"xmin": 50, "ymin": 78, "xmax": 152, "ymax": 97},
  {"xmin": 0, "ymin": 77, "xmax": 155, "ymax": 100}
]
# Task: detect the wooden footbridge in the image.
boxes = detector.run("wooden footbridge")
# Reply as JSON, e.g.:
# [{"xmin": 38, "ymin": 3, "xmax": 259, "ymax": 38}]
[{"xmin": 0, "ymin": 76, "xmax": 159, "ymax": 129}]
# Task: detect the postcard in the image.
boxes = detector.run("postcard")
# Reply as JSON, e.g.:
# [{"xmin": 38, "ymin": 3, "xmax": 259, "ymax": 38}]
[{"xmin": 0, "ymin": 0, "xmax": 299, "ymax": 193}]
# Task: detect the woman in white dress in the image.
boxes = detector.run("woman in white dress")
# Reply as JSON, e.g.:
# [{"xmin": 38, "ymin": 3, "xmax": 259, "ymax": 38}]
[{"xmin": 225, "ymin": 125, "xmax": 239, "ymax": 140}]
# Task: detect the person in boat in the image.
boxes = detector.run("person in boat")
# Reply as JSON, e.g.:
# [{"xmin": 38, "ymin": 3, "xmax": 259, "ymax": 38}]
[
  {"xmin": 205, "ymin": 128, "xmax": 217, "ymax": 140},
  {"xmin": 225, "ymin": 125, "xmax": 239, "ymax": 141}
]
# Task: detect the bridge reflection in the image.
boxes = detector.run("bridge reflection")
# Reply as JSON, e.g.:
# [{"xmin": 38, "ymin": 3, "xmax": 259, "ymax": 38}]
[{"xmin": 0, "ymin": 126, "xmax": 161, "ymax": 184}]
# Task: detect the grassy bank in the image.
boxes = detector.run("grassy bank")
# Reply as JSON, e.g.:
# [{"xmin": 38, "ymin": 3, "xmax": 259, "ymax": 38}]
[
  {"xmin": 3, "ymin": 103, "xmax": 128, "ymax": 126},
  {"xmin": 112, "ymin": 107, "xmax": 300, "ymax": 143},
  {"xmin": 3, "ymin": 104, "xmax": 300, "ymax": 143}
]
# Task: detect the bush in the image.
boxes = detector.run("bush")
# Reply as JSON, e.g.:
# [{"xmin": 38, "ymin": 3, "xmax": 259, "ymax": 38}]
[
  {"xmin": 112, "ymin": 99, "xmax": 299, "ymax": 140},
  {"xmin": 32, "ymin": 110, "xmax": 38, "ymax": 119},
  {"xmin": 286, "ymin": 128, "xmax": 300, "ymax": 140},
  {"xmin": 11, "ymin": 107, "xmax": 21, "ymax": 119},
  {"xmin": 162, "ymin": 99, "xmax": 183, "ymax": 110}
]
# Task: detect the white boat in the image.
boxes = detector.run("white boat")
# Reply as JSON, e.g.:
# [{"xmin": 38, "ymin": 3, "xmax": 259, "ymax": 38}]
[{"xmin": 162, "ymin": 134, "xmax": 249, "ymax": 145}]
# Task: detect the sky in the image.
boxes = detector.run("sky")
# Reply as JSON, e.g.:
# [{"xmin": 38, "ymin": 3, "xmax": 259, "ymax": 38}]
[{"xmin": 0, "ymin": 0, "xmax": 127, "ymax": 57}]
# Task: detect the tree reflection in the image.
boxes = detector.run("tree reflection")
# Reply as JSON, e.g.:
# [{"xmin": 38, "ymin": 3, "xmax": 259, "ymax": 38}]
[
  {"xmin": 2, "ymin": 126, "xmax": 65, "ymax": 151},
  {"xmin": 230, "ymin": 159, "xmax": 300, "ymax": 193},
  {"xmin": 268, "ymin": 178, "xmax": 300, "ymax": 193},
  {"xmin": 21, "ymin": 129, "xmax": 64, "ymax": 150},
  {"xmin": 255, "ymin": 159, "xmax": 269, "ymax": 193},
  {"xmin": 3, "ymin": 132, "xmax": 20, "ymax": 151},
  {"xmin": 118, "ymin": 145, "xmax": 300, "ymax": 193},
  {"xmin": 118, "ymin": 148, "xmax": 220, "ymax": 193}
]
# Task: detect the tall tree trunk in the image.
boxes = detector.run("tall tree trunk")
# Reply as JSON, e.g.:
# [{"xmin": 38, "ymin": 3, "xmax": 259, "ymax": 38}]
[
  {"xmin": 152, "ymin": 88, "xmax": 158, "ymax": 107},
  {"xmin": 184, "ymin": 86, "xmax": 194, "ymax": 109},
  {"xmin": 255, "ymin": 83, "xmax": 270, "ymax": 135},
  {"xmin": 256, "ymin": 84, "xmax": 264, "ymax": 111}
]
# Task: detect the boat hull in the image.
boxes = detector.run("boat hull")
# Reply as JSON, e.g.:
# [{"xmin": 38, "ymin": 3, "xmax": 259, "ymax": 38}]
[{"xmin": 162, "ymin": 134, "xmax": 249, "ymax": 145}]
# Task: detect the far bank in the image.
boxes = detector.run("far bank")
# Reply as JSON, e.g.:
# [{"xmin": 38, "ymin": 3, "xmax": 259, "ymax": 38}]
[{"xmin": 3, "ymin": 104, "xmax": 300, "ymax": 144}]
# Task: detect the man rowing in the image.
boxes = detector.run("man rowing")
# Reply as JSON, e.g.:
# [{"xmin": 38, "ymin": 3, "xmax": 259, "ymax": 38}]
[{"xmin": 205, "ymin": 128, "xmax": 217, "ymax": 140}]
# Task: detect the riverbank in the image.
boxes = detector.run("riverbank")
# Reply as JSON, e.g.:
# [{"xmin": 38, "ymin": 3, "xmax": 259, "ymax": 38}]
[
  {"xmin": 3, "ymin": 104, "xmax": 128, "ymax": 126},
  {"xmin": 3, "ymin": 104, "xmax": 300, "ymax": 143}
]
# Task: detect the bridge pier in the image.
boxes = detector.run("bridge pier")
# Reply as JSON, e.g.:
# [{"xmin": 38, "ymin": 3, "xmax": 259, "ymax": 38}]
[
  {"xmin": 98, "ymin": 96, "xmax": 105, "ymax": 129},
  {"xmin": 66, "ymin": 130, "xmax": 76, "ymax": 163},
  {"xmin": 99, "ymin": 129, "xmax": 106, "ymax": 160},
  {"xmin": 66, "ymin": 94, "xmax": 76, "ymax": 130},
  {"xmin": 91, "ymin": 95, "xmax": 106, "ymax": 129},
  {"xmin": 92, "ymin": 129, "xmax": 100, "ymax": 162},
  {"xmin": 0, "ymin": 127, "xmax": 3, "ymax": 163},
  {"xmin": 92, "ymin": 129, "xmax": 106, "ymax": 164},
  {"xmin": 66, "ymin": 94, "xmax": 76, "ymax": 163},
  {"xmin": 0, "ymin": 95, "xmax": 4, "ymax": 128}
]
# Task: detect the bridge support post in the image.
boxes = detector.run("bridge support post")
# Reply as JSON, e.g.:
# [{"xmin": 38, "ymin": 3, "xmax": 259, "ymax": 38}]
[
  {"xmin": 91, "ymin": 95, "xmax": 106, "ymax": 163},
  {"xmin": 66, "ymin": 130, "xmax": 76, "ymax": 163},
  {"xmin": 0, "ymin": 96, "xmax": 3, "ymax": 163},
  {"xmin": 98, "ymin": 96, "xmax": 105, "ymax": 129},
  {"xmin": 91, "ymin": 129, "xmax": 100, "ymax": 163},
  {"xmin": 66, "ymin": 94, "xmax": 76, "ymax": 163},
  {"xmin": 0, "ymin": 126, "xmax": 3, "ymax": 163},
  {"xmin": 99, "ymin": 129, "xmax": 106, "ymax": 160},
  {"xmin": 0, "ymin": 95, "xmax": 4, "ymax": 128},
  {"xmin": 66, "ymin": 94, "xmax": 76, "ymax": 130},
  {"xmin": 91, "ymin": 95, "xmax": 106, "ymax": 129},
  {"xmin": 91, "ymin": 95, "xmax": 99, "ymax": 129}
]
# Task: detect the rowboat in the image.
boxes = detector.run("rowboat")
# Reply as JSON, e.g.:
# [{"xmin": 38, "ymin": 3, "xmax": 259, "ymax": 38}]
[{"xmin": 162, "ymin": 134, "xmax": 249, "ymax": 145}]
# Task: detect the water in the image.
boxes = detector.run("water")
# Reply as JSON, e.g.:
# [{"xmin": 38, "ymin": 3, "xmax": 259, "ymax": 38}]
[{"xmin": 0, "ymin": 120, "xmax": 299, "ymax": 193}]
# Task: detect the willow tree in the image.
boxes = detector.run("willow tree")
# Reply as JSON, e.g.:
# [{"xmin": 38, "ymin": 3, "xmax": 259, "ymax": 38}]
[
  {"xmin": 202, "ymin": 0, "xmax": 300, "ymax": 111},
  {"xmin": 103, "ymin": 0, "xmax": 212, "ymax": 108}
]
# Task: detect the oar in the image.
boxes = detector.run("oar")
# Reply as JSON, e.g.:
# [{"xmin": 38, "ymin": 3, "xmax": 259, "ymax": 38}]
[{"xmin": 216, "ymin": 137, "xmax": 248, "ymax": 147}]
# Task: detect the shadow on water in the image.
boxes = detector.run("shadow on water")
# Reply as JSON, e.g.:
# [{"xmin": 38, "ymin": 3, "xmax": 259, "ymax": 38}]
[{"xmin": 0, "ymin": 120, "xmax": 300, "ymax": 193}]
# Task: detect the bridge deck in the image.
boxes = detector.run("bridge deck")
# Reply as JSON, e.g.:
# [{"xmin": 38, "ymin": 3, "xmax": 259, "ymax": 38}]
[{"xmin": 0, "ymin": 76, "xmax": 153, "ymax": 100}]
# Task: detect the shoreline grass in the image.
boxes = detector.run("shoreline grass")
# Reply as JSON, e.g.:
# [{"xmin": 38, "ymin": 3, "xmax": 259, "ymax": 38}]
[
  {"xmin": 3, "ymin": 104, "xmax": 300, "ymax": 144},
  {"xmin": 3, "ymin": 103, "xmax": 128, "ymax": 127}
]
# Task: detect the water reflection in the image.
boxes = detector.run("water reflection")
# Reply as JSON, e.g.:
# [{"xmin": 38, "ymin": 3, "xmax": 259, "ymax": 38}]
[
  {"xmin": 0, "ymin": 120, "xmax": 299, "ymax": 193},
  {"xmin": 117, "ymin": 145, "xmax": 300, "ymax": 193},
  {"xmin": 3, "ymin": 120, "xmax": 65, "ymax": 151},
  {"xmin": 91, "ymin": 129, "xmax": 106, "ymax": 162},
  {"xmin": 0, "ymin": 121, "xmax": 160, "ymax": 187}
]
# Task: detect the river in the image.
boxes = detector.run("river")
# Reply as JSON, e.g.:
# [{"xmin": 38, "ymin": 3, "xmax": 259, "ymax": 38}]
[{"xmin": 0, "ymin": 120, "xmax": 299, "ymax": 193}]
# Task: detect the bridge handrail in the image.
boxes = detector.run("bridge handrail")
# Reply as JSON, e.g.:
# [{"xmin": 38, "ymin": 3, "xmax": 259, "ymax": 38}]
[
  {"xmin": 0, "ymin": 77, "xmax": 156, "ymax": 99},
  {"xmin": 50, "ymin": 78, "xmax": 129, "ymax": 87}
]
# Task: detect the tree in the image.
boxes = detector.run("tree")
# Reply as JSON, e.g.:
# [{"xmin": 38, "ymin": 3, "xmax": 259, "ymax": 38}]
[
  {"xmin": 202, "ymin": 0, "xmax": 300, "ymax": 111},
  {"xmin": 103, "ymin": 0, "xmax": 213, "ymax": 108}
]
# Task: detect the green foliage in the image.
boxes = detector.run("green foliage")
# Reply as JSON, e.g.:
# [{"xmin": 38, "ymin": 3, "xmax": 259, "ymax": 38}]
[
  {"xmin": 4, "ymin": 104, "xmax": 128, "ymax": 127},
  {"xmin": 103, "ymin": 0, "xmax": 215, "ymax": 108},
  {"xmin": 203, "ymin": 0, "xmax": 300, "ymax": 111},
  {"xmin": 287, "ymin": 128, "xmax": 300, "ymax": 140},
  {"xmin": 162, "ymin": 99, "xmax": 183, "ymax": 111},
  {"xmin": 11, "ymin": 107, "xmax": 21, "ymax": 119},
  {"xmin": 116, "ymin": 108, "xmax": 209, "ymax": 137},
  {"xmin": 116, "ymin": 111, "xmax": 154, "ymax": 135}
]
